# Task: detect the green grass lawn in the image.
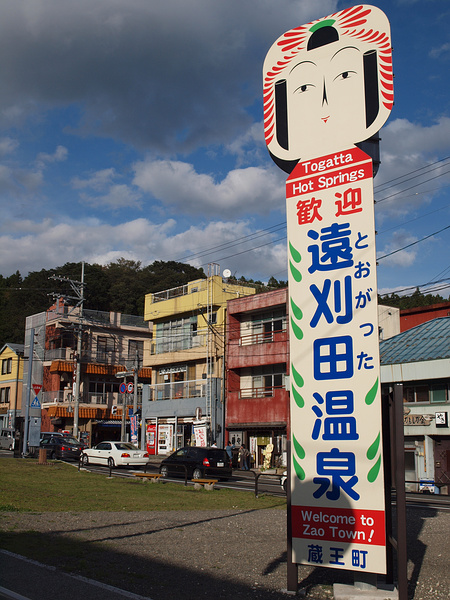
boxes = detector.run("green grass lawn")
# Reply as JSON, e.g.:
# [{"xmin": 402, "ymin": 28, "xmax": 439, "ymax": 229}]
[{"xmin": 0, "ymin": 458, "xmax": 286, "ymax": 512}]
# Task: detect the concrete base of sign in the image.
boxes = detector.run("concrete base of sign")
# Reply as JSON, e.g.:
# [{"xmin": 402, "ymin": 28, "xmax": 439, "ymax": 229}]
[{"xmin": 333, "ymin": 583, "xmax": 398, "ymax": 599}]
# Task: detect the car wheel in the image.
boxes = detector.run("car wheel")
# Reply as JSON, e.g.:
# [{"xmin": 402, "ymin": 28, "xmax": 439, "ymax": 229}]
[
  {"xmin": 8, "ymin": 444, "xmax": 13, "ymax": 451},
  {"xmin": 107, "ymin": 457, "xmax": 115, "ymax": 468},
  {"xmin": 160, "ymin": 465, "xmax": 169, "ymax": 478},
  {"xmin": 82, "ymin": 454, "xmax": 89, "ymax": 466},
  {"xmin": 50, "ymin": 451, "xmax": 57, "ymax": 460},
  {"xmin": 192, "ymin": 467, "xmax": 202, "ymax": 480},
  {"xmin": 283, "ymin": 479, "xmax": 287, "ymax": 493}
]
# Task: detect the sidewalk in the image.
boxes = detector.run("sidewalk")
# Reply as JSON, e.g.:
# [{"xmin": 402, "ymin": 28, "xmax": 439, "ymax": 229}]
[{"xmin": 0, "ymin": 550, "xmax": 153, "ymax": 600}]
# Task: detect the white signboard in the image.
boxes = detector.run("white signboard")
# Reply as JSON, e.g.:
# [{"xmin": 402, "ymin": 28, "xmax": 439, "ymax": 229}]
[
  {"xmin": 286, "ymin": 147, "xmax": 385, "ymax": 572},
  {"xmin": 194, "ymin": 424, "xmax": 207, "ymax": 447}
]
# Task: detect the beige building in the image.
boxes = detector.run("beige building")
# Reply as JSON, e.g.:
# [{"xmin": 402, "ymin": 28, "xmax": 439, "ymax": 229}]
[
  {"xmin": 0, "ymin": 343, "xmax": 24, "ymax": 429},
  {"xmin": 143, "ymin": 268, "xmax": 255, "ymax": 452},
  {"xmin": 23, "ymin": 304, "xmax": 152, "ymax": 446}
]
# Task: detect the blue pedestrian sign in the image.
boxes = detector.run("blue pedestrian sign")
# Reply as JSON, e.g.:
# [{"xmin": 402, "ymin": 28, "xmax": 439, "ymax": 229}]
[{"xmin": 31, "ymin": 396, "xmax": 41, "ymax": 408}]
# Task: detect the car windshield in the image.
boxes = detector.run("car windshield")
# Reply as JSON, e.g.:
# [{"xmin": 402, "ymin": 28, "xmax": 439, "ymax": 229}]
[
  {"xmin": 62, "ymin": 436, "xmax": 79, "ymax": 444},
  {"xmin": 114, "ymin": 443, "xmax": 138, "ymax": 450}
]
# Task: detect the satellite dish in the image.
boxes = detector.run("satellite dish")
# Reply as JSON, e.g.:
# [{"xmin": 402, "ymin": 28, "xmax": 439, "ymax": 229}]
[{"xmin": 223, "ymin": 269, "xmax": 231, "ymax": 279}]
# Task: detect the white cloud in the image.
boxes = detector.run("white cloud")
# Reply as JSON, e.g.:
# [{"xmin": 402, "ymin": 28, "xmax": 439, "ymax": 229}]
[
  {"xmin": 429, "ymin": 42, "xmax": 450, "ymax": 59},
  {"xmin": 36, "ymin": 145, "xmax": 68, "ymax": 166},
  {"xmin": 0, "ymin": 137, "xmax": 19, "ymax": 156},
  {"xmin": 80, "ymin": 184, "xmax": 142, "ymax": 210},
  {"xmin": 0, "ymin": 216, "xmax": 286, "ymax": 280},
  {"xmin": 133, "ymin": 159, "xmax": 285, "ymax": 217},
  {"xmin": 72, "ymin": 168, "xmax": 117, "ymax": 191},
  {"xmin": 375, "ymin": 117, "xmax": 450, "ymax": 220}
]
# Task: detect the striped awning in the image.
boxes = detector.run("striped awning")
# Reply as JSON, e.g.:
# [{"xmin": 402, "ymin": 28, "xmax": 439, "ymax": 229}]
[{"xmin": 49, "ymin": 361, "xmax": 151, "ymax": 379}]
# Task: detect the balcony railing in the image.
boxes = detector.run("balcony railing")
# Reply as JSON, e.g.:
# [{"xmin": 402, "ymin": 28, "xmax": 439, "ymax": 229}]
[
  {"xmin": 44, "ymin": 348, "xmax": 144, "ymax": 366},
  {"xmin": 239, "ymin": 329, "xmax": 287, "ymax": 346},
  {"xmin": 41, "ymin": 390, "xmax": 141, "ymax": 406},
  {"xmin": 239, "ymin": 385, "xmax": 285, "ymax": 399},
  {"xmin": 151, "ymin": 279, "xmax": 208, "ymax": 303},
  {"xmin": 149, "ymin": 379, "xmax": 207, "ymax": 401}
]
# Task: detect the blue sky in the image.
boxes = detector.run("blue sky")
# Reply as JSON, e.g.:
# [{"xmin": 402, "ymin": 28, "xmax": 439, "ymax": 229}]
[{"xmin": 0, "ymin": 0, "xmax": 449, "ymax": 298}]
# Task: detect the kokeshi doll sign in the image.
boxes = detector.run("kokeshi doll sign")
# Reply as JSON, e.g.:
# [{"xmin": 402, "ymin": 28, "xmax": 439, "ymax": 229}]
[{"xmin": 263, "ymin": 5, "xmax": 393, "ymax": 574}]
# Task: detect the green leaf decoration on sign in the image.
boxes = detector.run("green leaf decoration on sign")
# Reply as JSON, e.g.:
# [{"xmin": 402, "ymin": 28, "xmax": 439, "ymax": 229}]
[
  {"xmin": 291, "ymin": 364, "xmax": 304, "ymax": 388},
  {"xmin": 367, "ymin": 455, "xmax": 381, "ymax": 483},
  {"xmin": 291, "ymin": 317, "xmax": 303, "ymax": 340},
  {"xmin": 290, "ymin": 298, "xmax": 303, "ymax": 321},
  {"xmin": 289, "ymin": 261, "xmax": 302, "ymax": 282},
  {"xmin": 293, "ymin": 455, "xmax": 306, "ymax": 481},
  {"xmin": 289, "ymin": 241, "xmax": 301, "ymax": 263},
  {"xmin": 366, "ymin": 432, "xmax": 381, "ymax": 461},
  {"xmin": 293, "ymin": 434, "xmax": 305, "ymax": 460},
  {"xmin": 292, "ymin": 384, "xmax": 304, "ymax": 408},
  {"xmin": 365, "ymin": 378, "xmax": 379, "ymax": 405}
]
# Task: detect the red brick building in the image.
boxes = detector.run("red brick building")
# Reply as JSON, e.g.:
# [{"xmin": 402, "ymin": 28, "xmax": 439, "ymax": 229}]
[
  {"xmin": 401, "ymin": 301, "xmax": 450, "ymax": 332},
  {"xmin": 226, "ymin": 288, "xmax": 289, "ymax": 468}
]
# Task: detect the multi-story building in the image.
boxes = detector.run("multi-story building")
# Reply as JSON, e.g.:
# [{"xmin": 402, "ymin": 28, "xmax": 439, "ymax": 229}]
[
  {"xmin": 142, "ymin": 267, "xmax": 255, "ymax": 454},
  {"xmin": 225, "ymin": 288, "xmax": 289, "ymax": 468},
  {"xmin": 0, "ymin": 343, "xmax": 24, "ymax": 429},
  {"xmin": 380, "ymin": 317, "xmax": 450, "ymax": 494},
  {"xmin": 23, "ymin": 303, "xmax": 152, "ymax": 446}
]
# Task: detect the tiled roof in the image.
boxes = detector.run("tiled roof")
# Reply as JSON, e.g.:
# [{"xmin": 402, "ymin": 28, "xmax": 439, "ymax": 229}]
[
  {"xmin": 379, "ymin": 317, "xmax": 450, "ymax": 365},
  {"xmin": 0, "ymin": 343, "xmax": 24, "ymax": 355}
]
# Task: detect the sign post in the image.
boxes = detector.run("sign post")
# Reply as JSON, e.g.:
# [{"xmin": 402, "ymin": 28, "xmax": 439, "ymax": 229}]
[{"xmin": 263, "ymin": 4, "xmax": 397, "ymax": 593}]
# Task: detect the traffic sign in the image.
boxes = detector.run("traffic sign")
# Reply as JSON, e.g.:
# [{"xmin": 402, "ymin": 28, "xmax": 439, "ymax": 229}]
[
  {"xmin": 119, "ymin": 382, "xmax": 127, "ymax": 394},
  {"xmin": 31, "ymin": 397, "xmax": 41, "ymax": 408},
  {"xmin": 126, "ymin": 382, "xmax": 134, "ymax": 394},
  {"xmin": 32, "ymin": 384, "xmax": 42, "ymax": 395},
  {"xmin": 116, "ymin": 371, "xmax": 134, "ymax": 378}
]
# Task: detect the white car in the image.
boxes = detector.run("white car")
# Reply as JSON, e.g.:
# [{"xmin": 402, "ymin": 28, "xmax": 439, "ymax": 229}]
[{"xmin": 81, "ymin": 441, "xmax": 149, "ymax": 469}]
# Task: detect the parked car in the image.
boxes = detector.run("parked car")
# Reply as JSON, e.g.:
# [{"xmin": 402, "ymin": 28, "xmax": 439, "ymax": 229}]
[
  {"xmin": 81, "ymin": 441, "xmax": 150, "ymax": 468},
  {"xmin": 0, "ymin": 429, "xmax": 14, "ymax": 451},
  {"xmin": 159, "ymin": 446, "xmax": 232, "ymax": 480},
  {"xmin": 40, "ymin": 434, "xmax": 85, "ymax": 461}
]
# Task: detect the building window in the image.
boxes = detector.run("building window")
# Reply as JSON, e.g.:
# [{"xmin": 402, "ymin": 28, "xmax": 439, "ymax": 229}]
[
  {"xmin": 0, "ymin": 387, "xmax": 10, "ymax": 403},
  {"xmin": 1, "ymin": 358, "xmax": 12, "ymax": 375},
  {"xmin": 241, "ymin": 364, "xmax": 286, "ymax": 398},
  {"xmin": 155, "ymin": 317, "xmax": 198, "ymax": 353},
  {"xmin": 128, "ymin": 339, "xmax": 144, "ymax": 362},
  {"xmin": 249, "ymin": 309, "xmax": 286, "ymax": 343},
  {"xmin": 88, "ymin": 380, "xmax": 119, "ymax": 404},
  {"xmin": 96, "ymin": 336, "xmax": 116, "ymax": 363},
  {"xmin": 403, "ymin": 381, "xmax": 449, "ymax": 404}
]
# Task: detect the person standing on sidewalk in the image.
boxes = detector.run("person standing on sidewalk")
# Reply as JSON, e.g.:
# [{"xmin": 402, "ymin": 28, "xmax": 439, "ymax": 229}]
[{"xmin": 239, "ymin": 444, "xmax": 250, "ymax": 470}]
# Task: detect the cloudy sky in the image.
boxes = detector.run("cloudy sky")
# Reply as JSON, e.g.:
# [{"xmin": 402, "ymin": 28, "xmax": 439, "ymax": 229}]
[{"xmin": 0, "ymin": 0, "xmax": 449, "ymax": 297}]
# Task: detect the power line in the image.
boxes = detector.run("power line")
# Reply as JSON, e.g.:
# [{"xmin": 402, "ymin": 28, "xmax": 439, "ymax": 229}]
[
  {"xmin": 171, "ymin": 156, "xmax": 450, "ymax": 271},
  {"xmin": 377, "ymin": 224, "xmax": 450, "ymax": 261}
]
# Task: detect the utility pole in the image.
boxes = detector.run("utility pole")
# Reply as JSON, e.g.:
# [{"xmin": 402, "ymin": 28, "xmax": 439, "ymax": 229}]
[
  {"xmin": 22, "ymin": 328, "xmax": 35, "ymax": 456},
  {"xmin": 50, "ymin": 262, "xmax": 85, "ymax": 439}
]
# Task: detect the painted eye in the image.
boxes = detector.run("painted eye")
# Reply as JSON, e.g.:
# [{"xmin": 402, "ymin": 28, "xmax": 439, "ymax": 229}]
[
  {"xmin": 294, "ymin": 83, "xmax": 314, "ymax": 94},
  {"xmin": 334, "ymin": 70, "xmax": 356, "ymax": 81}
]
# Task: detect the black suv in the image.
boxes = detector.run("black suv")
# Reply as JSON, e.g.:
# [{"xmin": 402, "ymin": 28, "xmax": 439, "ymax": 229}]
[
  {"xmin": 160, "ymin": 446, "xmax": 232, "ymax": 480},
  {"xmin": 40, "ymin": 435, "xmax": 85, "ymax": 461}
]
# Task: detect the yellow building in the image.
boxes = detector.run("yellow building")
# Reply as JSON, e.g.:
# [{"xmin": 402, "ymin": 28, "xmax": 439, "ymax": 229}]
[
  {"xmin": 0, "ymin": 343, "xmax": 24, "ymax": 429},
  {"xmin": 143, "ymin": 268, "xmax": 255, "ymax": 452}
]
